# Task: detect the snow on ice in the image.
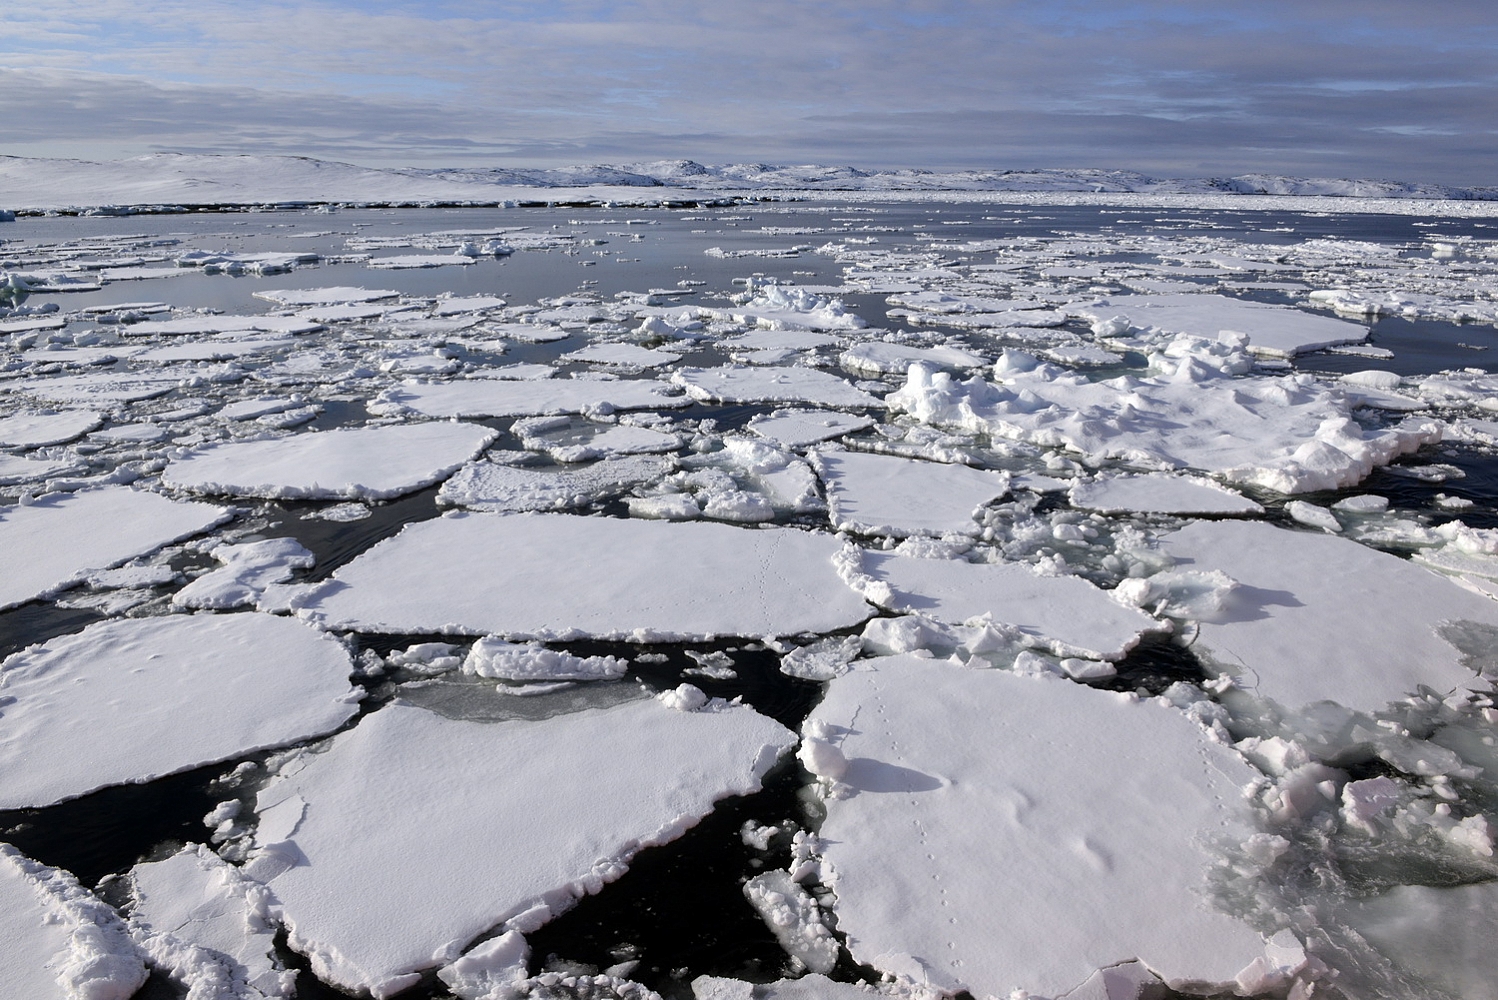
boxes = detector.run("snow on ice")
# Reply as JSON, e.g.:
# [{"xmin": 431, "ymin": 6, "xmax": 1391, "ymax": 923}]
[
  {"xmin": 673, "ymin": 366, "xmax": 882, "ymax": 410},
  {"xmin": 1069, "ymin": 473, "xmax": 1264, "ymax": 515},
  {"xmin": 375, "ymin": 378, "xmax": 688, "ymax": 419},
  {"xmin": 812, "ymin": 449, "xmax": 1009, "ymax": 537},
  {"xmin": 0, "ymin": 410, "xmax": 103, "ymax": 448},
  {"xmin": 438, "ymin": 456, "xmax": 669, "ymax": 513}
]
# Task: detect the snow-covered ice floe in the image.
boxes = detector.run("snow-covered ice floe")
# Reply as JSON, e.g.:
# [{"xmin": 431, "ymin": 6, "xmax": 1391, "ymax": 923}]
[
  {"xmin": 0, "ymin": 487, "xmax": 229, "ymax": 611},
  {"xmin": 0, "ymin": 410, "xmax": 103, "ymax": 448},
  {"xmin": 161, "ymin": 422, "xmax": 496, "ymax": 500},
  {"xmin": 296, "ymin": 512, "xmax": 872, "ymax": 640},
  {"xmin": 243, "ymin": 697, "xmax": 795, "ymax": 997},
  {"xmin": 1072, "ymin": 294, "xmax": 1369, "ymax": 358},
  {"xmin": 0, "ymin": 614, "xmax": 360, "ymax": 809},
  {"xmin": 375, "ymin": 377, "xmax": 688, "ymax": 419},
  {"xmin": 1069, "ymin": 472, "xmax": 1264, "ymax": 515},
  {"xmin": 803, "ymin": 654, "xmax": 1284, "ymax": 998},
  {"xmin": 746, "ymin": 409, "xmax": 876, "ymax": 448},
  {"xmin": 812, "ymin": 449, "xmax": 1009, "ymax": 537},
  {"xmin": 673, "ymin": 366, "xmax": 882, "ymax": 410},
  {"xmin": 438, "ymin": 456, "xmax": 669, "ymax": 513}
]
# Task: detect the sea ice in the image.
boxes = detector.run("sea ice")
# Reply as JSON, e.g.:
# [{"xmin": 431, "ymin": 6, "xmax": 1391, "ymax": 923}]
[
  {"xmin": 1071, "ymin": 294, "xmax": 1368, "ymax": 357},
  {"xmin": 173, "ymin": 537, "xmax": 315, "ymax": 610},
  {"xmin": 806, "ymin": 654, "xmax": 1269, "ymax": 998},
  {"xmin": 0, "ymin": 614, "xmax": 359, "ymax": 809},
  {"xmin": 843, "ymin": 549, "xmax": 1164, "ymax": 660},
  {"xmin": 1158, "ymin": 520, "xmax": 1498, "ymax": 711},
  {"xmin": 438, "ymin": 456, "xmax": 669, "ymax": 513},
  {"xmin": 1069, "ymin": 473, "xmax": 1263, "ymax": 514},
  {"xmin": 162, "ymin": 422, "xmax": 496, "ymax": 500},
  {"xmin": 253, "ymin": 287, "xmax": 399, "ymax": 306},
  {"xmin": 117, "ymin": 315, "xmax": 321, "ymax": 337},
  {"xmin": 839, "ymin": 342, "xmax": 983, "ymax": 375},
  {"xmin": 746, "ymin": 409, "xmax": 876, "ymax": 448},
  {"xmin": 812, "ymin": 450, "xmax": 1009, "ymax": 536},
  {"xmin": 1339, "ymin": 881, "xmax": 1498, "ymax": 1000},
  {"xmin": 562, "ymin": 343, "xmax": 683, "ymax": 368},
  {"xmin": 296, "ymin": 512, "xmax": 872, "ymax": 640},
  {"xmin": 464, "ymin": 638, "xmax": 627, "ymax": 682},
  {"xmin": 0, "ymin": 487, "xmax": 228, "ymax": 610},
  {"xmin": 245, "ymin": 697, "xmax": 796, "ymax": 996},
  {"xmin": 0, "ymin": 410, "xmax": 103, "ymax": 448},
  {"xmin": 376, "ymin": 378, "xmax": 687, "ymax": 419},
  {"xmin": 673, "ymin": 366, "xmax": 881, "ymax": 409},
  {"xmin": 0, "ymin": 844, "xmax": 146, "ymax": 1000},
  {"xmin": 0, "ymin": 452, "xmax": 86, "ymax": 485}
]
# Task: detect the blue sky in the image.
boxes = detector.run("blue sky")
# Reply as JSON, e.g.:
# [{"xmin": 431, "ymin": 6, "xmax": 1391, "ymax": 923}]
[{"xmin": 2, "ymin": 0, "xmax": 1495, "ymax": 184}]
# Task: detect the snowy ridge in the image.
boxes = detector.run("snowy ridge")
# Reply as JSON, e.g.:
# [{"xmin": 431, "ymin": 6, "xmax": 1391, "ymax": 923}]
[{"xmin": 3, "ymin": 153, "xmax": 1498, "ymax": 213}]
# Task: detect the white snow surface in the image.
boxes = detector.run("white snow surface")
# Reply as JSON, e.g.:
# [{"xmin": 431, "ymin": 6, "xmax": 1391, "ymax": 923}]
[
  {"xmin": 0, "ymin": 614, "xmax": 360, "ymax": 809},
  {"xmin": 0, "ymin": 844, "xmax": 147, "ymax": 1000},
  {"xmin": 246, "ymin": 698, "xmax": 796, "ymax": 997},
  {"xmin": 0, "ymin": 410, "xmax": 103, "ymax": 447},
  {"xmin": 162, "ymin": 422, "xmax": 496, "ymax": 500},
  {"xmin": 812, "ymin": 450, "xmax": 1009, "ymax": 537},
  {"xmin": 746, "ymin": 409, "xmax": 876, "ymax": 448},
  {"xmin": 438, "ymin": 456, "xmax": 669, "ymax": 513},
  {"xmin": 1069, "ymin": 473, "xmax": 1263, "ymax": 514},
  {"xmin": 848, "ymin": 549, "xmax": 1165, "ymax": 660},
  {"xmin": 807, "ymin": 655, "xmax": 1267, "ymax": 997},
  {"xmin": 0, "ymin": 487, "xmax": 228, "ymax": 611},
  {"xmin": 297, "ymin": 512, "xmax": 872, "ymax": 640},
  {"xmin": 376, "ymin": 378, "xmax": 687, "ymax": 418},
  {"xmin": 1158, "ymin": 520, "xmax": 1498, "ymax": 711},
  {"xmin": 672, "ymin": 366, "xmax": 881, "ymax": 409},
  {"xmin": 1072, "ymin": 294, "xmax": 1369, "ymax": 358}
]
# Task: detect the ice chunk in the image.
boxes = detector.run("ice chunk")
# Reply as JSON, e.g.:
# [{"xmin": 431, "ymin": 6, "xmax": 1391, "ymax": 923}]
[
  {"xmin": 127, "ymin": 844, "xmax": 292, "ymax": 999},
  {"xmin": 163, "ymin": 422, "xmax": 496, "ymax": 500},
  {"xmin": 437, "ymin": 931, "xmax": 528, "ymax": 999},
  {"xmin": 845, "ymin": 548, "xmax": 1163, "ymax": 660},
  {"xmin": 117, "ymin": 315, "xmax": 320, "ymax": 337},
  {"xmin": 0, "ymin": 614, "xmax": 360, "ymax": 808},
  {"xmin": 0, "ymin": 410, "xmax": 103, "ymax": 447},
  {"xmin": 1159, "ymin": 520, "xmax": 1498, "ymax": 711},
  {"xmin": 673, "ymin": 366, "xmax": 881, "ymax": 409},
  {"xmin": 246, "ymin": 698, "xmax": 795, "ymax": 996},
  {"xmin": 438, "ymin": 456, "xmax": 669, "ymax": 513},
  {"xmin": 253, "ymin": 287, "xmax": 399, "ymax": 306},
  {"xmin": 367, "ymin": 254, "xmax": 477, "ymax": 269},
  {"xmin": 0, "ymin": 844, "xmax": 147, "ymax": 1000},
  {"xmin": 1070, "ymin": 473, "xmax": 1262, "ymax": 515},
  {"xmin": 746, "ymin": 409, "xmax": 876, "ymax": 448},
  {"xmin": 297, "ymin": 513, "xmax": 872, "ymax": 641},
  {"xmin": 562, "ymin": 343, "xmax": 683, "ymax": 368},
  {"xmin": 807, "ymin": 654, "xmax": 1266, "ymax": 997},
  {"xmin": 839, "ymin": 342, "xmax": 983, "ymax": 375},
  {"xmin": 464, "ymin": 638, "xmax": 627, "ymax": 681},
  {"xmin": 377, "ymin": 378, "xmax": 687, "ymax": 419},
  {"xmin": 0, "ymin": 487, "xmax": 229, "ymax": 611},
  {"xmin": 692, "ymin": 973, "xmax": 907, "ymax": 1000},
  {"xmin": 813, "ymin": 450, "xmax": 1009, "ymax": 537},
  {"xmin": 743, "ymin": 870, "xmax": 838, "ymax": 974},
  {"xmin": 1340, "ymin": 882, "xmax": 1498, "ymax": 1000},
  {"xmin": 173, "ymin": 537, "xmax": 315, "ymax": 609}
]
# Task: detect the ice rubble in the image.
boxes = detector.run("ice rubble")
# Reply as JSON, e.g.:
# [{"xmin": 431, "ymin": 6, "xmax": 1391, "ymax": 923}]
[
  {"xmin": 805, "ymin": 655, "xmax": 1273, "ymax": 998},
  {"xmin": 1071, "ymin": 294, "xmax": 1369, "ymax": 358},
  {"xmin": 172, "ymin": 537, "xmax": 315, "ymax": 610},
  {"xmin": 464, "ymin": 637, "xmax": 627, "ymax": 682},
  {"xmin": 162, "ymin": 422, "xmax": 496, "ymax": 500},
  {"xmin": 375, "ymin": 378, "xmax": 687, "ymax": 419},
  {"xmin": 0, "ymin": 614, "xmax": 360, "ymax": 809},
  {"xmin": 812, "ymin": 450, "xmax": 1009, "ymax": 537},
  {"xmin": 296, "ymin": 513, "xmax": 872, "ymax": 640},
  {"xmin": 127, "ymin": 844, "xmax": 292, "ymax": 1000},
  {"xmin": 0, "ymin": 410, "xmax": 103, "ymax": 447},
  {"xmin": 438, "ymin": 456, "xmax": 669, "ymax": 513},
  {"xmin": 1158, "ymin": 520, "xmax": 1498, "ymax": 712},
  {"xmin": 0, "ymin": 487, "xmax": 229, "ymax": 611},
  {"xmin": 889, "ymin": 360, "xmax": 1439, "ymax": 494},
  {"xmin": 245, "ymin": 698, "xmax": 796, "ymax": 997},
  {"xmin": 693, "ymin": 974, "xmax": 930, "ymax": 1000},
  {"xmin": 672, "ymin": 366, "xmax": 882, "ymax": 409},
  {"xmin": 0, "ymin": 844, "xmax": 147, "ymax": 1000},
  {"xmin": 1069, "ymin": 473, "xmax": 1263, "ymax": 515},
  {"xmin": 842, "ymin": 549, "xmax": 1164, "ymax": 660}
]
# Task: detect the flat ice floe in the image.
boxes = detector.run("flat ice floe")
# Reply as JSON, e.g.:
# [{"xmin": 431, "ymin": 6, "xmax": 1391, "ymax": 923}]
[
  {"xmin": 812, "ymin": 450, "xmax": 1009, "ymax": 536},
  {"xmin": 838, "ymin": 341, "xmax": 983, "ymax": 375},
  {"xmin": 673, "ymin": 366, "xmax": 882, "ymax": 409},
  {"xmin": 1069, "ymin": 473, "xmax": 1263, "ymax": 514},
  {"xmin": 1072, "ymin": 294, "xmax": 1369, "ymax": 357},
  {"xmin": 845, "ymin": 549, "xmax": 1164, "ymax": 660},
  {"xmin": 297, "ymin": 512, "xmax": 872, "ymax": 640},
  {"xmin": 438, "ymin": 456, "xmax": 669, "ymax": 513},
  {"xmin": 746, "ymin": 409, "xmax": 876, "ymax": 448},
  {"xmin": 1158, "ymin": 520, "xmax": 1498, "ymax": 712},
  {"xmin": 805, "ymin": 655, "xmax": 1269, "ymax": 997},
  {"xmin": 0, "ymin": 487, "xmax": 228, "ymax": 610},
  {"xmin": 0, "ymin": 614, "xmax": 360, "ymax": 809},
  {"xmin": 561, "ymin": 343, "xmax": 683, "ymax": 368},
  {"xmin": 162, "ymin": 422, "xmax": 496, "ymax": 500},
  {"xmin": 0, "ymin": 844, "xmax": 147, "ymax": 1000},
  {"xmin": 245, "ymin": 697, "xmax": 796, "ymax": 997},
  {"xmin": 253, "ymin": 287, "xmax": 399, "ymax": 306},
  {"xmin": 0, "ymin": 409, "xmax": 103, "ymax": 447},
  {"xmin": 375, "ymin": 378, "xmax": 687, "ymax": 418}
]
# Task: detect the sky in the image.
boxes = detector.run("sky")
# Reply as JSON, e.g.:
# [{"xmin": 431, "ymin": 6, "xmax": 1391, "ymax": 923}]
[{"xmin": 2, "ymin": 0, "xmax": 1496, "ymax": 185}]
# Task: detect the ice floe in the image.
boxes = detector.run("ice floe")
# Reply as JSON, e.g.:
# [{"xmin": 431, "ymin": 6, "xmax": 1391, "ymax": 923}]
[
  {"xmin": 376, "ymin": 378, "xmax": 686, "ymax": 419},
  {"xmin": 0, "ymin": 487, "xmax": 228, "ymax": 610},
  {"xmin": 1072, "ymin": 294, "xmax": 1370, "ymax": 358},
  {"xmin": 162, "ymin": 422, "xmax": 496, "ymax": 500},
  {"xmin": 0, "ymin": 614, "xmax": 359, "ymax": 809},
  {"xmin": 244, "ymin": 697, "xmax": 795, "ymax": 996},
  {"xmin": 297, "ymin": 513, "xmax": 871, "ymax": 640},
  {"xmin": 438, "ymin": 456, "xmax": 669, "ymax": 513},
  {"xmin": 673, "ymin": 366, "xmax": 881, "ymax": 409},
  {"xmin": 805, "ymin": 655, "xmax": 1271, "ymax": 998},
  {"xmin": 812, "ymin": 449, "xmax": 1009, "ymax": 536},
  {"xmin": 172, "ymin": 537, "xmax": 315, "ymax": 610},
  {"xmin": 1069, "ymin": 473, "xmax": 1263, "ymax": 514},
  {"xmin": 0, "ymin": 410, "xmax": 103, "ymax": 448},
  {"xmin": 746, "ymin": 409, "xmax": 876, "ymax": 448}
]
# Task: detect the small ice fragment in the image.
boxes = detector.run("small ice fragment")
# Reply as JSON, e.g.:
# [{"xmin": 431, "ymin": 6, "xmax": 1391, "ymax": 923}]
[
  {"xmin": 465, "ymin": 637, "xmax": 627, "ymax": 681},
  {"xmin": 743, "ymin": 870, "xmax": 839, "ymax": 974},
  {"xmin": 658, "ymin": 683, "xmax": 708, "ymax": 711},
  {"xmin": 1284, "ymin": 500, "xmax": 1340, "ymax": 532},
  {"xmin": 436, "ymin": 931, "xmax": 529, "ymax": 1000},
  {"xmin": 172, "ymin": 537, "xmax": 314, "ymax": 610}
]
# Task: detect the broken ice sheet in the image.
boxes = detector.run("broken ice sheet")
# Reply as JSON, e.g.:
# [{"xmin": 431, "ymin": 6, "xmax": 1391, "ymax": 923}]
[
  {"xmin": 805, "ymin": 654, "xmax": 1270, "ymax": 998},
  {"xmin": 673, "ymin": 366, "xmax": 883, "ymax": 409},
  {"xmin": 0, "ymin": 844, "xmax": 147, "ymax": 1000},
  {"xmin": 0, "ymin": 486, "xmax": 229, "ymax": 611},
  {"xmin": 172, "ymin": 537, "xmax": 315, "ymax": 610},
  {"xmin": 0, "ymin": 613, "xmax": 361, "ymax": 809},
  {"xmin": 844, "ymin": 548, "xmax": 1165, "ymax": 660},
  {"xmin": 297, "ymin": 512, "xmax": 872, "ymax": 640},
  {"xmin": 1158, "ymin": 519, "xmax": 1498, "ymax": 713},
  {"xmin": 438, "ymin": 455, "xmax": 670, "ymax": 513},
  {"xmin": 161, "ymin": 421, "xmax": 496, "ymax": 500},
  {"xmin": 812, "ymin": 449, "xmax": 1009, "ymax": 537},
  {"xmin": 1069, "ymin": 473, "xmax": 1263, "ymax": 515},
  {"xmin": 244, "ymin": 697, "xmax": 795, "ymax": 997}
]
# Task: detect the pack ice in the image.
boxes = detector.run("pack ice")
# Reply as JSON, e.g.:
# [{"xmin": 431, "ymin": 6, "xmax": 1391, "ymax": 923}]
[
  {"xmin": 0, "ymin": 487, "xmax": 228, "ymax": 610},
  {"xmin": 812, "ymin": 450, "xmax": 1010, "ymax": 537},
  {"xmin": 297, "ymin": 513, "xmax": 872, "ymax": 640},
  {"xmin": 245, "ymin": 698, "xmax": 796, "ymax": 997},
  {"xmin": 0, "ymin": 410, "xmax": 103, "ymax": 448},
  {"xmin": 0, "ymin": 614, "xmax": 360, "ymax": 809},
  {"xmin": 804, "ymin": 655, "xmax": 1272, "ymax": 997},
  {"xmin": 162, "ymin": 422, "xmax": 496, "ymax": 500},
  {"xmin": 673, "ymin": 366, "xmax": 882, "ymax": 410},
  {"xmin": 1071, "ymin": 294, "xmax": 1369, "ymax": 358}
]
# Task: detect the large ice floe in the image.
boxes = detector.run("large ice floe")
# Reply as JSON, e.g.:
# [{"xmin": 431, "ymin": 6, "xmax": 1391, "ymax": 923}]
[
  {"xmin": 297, "ymin": 513, "xmax": 872, "ymax": 640},
  {"xmin": 0, "ymin": 614, "xmax": 360, "ymax": 808},
  {"xmin": 374, "ymin": 377, "xmax": 688, "ymax": 418},
  {"xmin": 802, "ymin": 655, "xmax": 1278, "ymax": 998},
  {"xmin": 673, "ymin": 366, "xmax": 882, "ymax": 409},
  {"xmin": 812, "ymin": 450, "xmax": 1010, "ymax": 537},
  {"xmin": 161, "ymin": 422, "xmax": 497, "ymax": 500},
  {"xmin": 1070, "ymin": 294, "xmax": 1370, "ymax": 358},
  {"xmin": 242, "ymin": 697, "xmax": 796, "ymax": 997}
]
